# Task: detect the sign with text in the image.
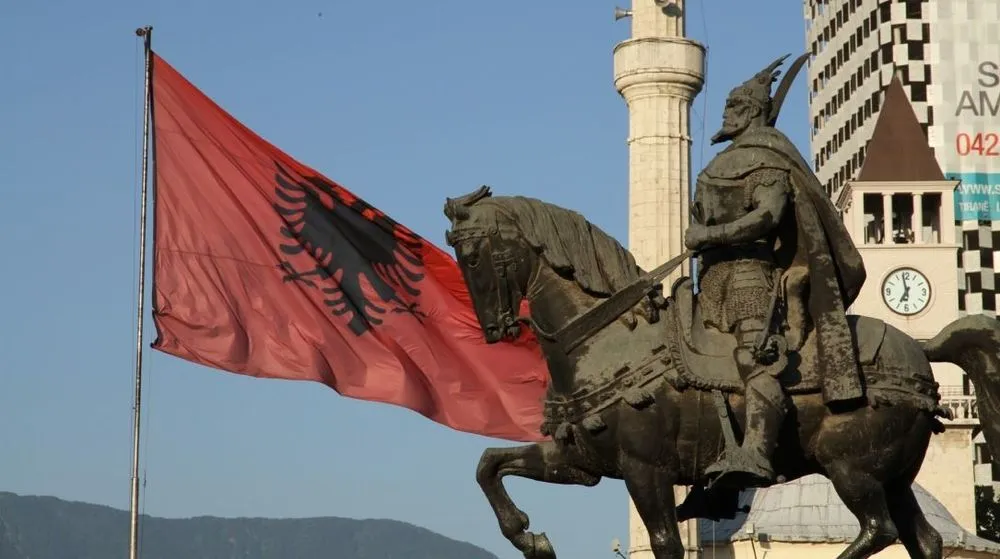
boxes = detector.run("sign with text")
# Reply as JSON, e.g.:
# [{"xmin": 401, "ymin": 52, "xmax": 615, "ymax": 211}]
[
  {"xmin": 947, "ymin": 172, "xmax": 1000, "ymax": 220},
  {"xmin": 929, "ymin": 1, "xmax": 1000, "ymax": 209}
]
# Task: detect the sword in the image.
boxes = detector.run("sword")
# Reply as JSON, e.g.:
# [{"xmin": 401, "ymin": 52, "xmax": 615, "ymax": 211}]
[{"xmin": 556, "ymin": 250, "xmax": 693, "ymax": 353}]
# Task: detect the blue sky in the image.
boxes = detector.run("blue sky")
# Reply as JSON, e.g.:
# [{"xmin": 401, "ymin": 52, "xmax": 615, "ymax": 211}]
[{"xmin": 0, "ymin": 1, "xmax": 812, "ymax": 557}]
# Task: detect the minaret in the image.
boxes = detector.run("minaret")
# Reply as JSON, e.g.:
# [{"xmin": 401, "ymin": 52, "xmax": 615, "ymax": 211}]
[
  {"xmin": 613, "ymin": 1, "xmax": 705, "ymax": 558},
  {"xmin": 614, "ymin": 0, "xmax": 705, "ymax": 288}
]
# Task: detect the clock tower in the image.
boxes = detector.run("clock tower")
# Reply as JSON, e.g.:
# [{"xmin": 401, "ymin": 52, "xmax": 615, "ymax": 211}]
[{"xmin": 837, "ymin": 76, "xmax": 978, "ymax": 531}]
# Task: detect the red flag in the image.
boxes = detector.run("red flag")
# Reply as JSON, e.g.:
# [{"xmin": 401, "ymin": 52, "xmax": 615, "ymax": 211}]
[{"xmin": 149, "ymin": 52, "xmax": 548, "ymax": 442}]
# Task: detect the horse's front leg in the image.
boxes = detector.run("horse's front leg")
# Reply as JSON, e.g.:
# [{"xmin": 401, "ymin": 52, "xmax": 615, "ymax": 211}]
[{"xmin": 477, "ymin": 441, "xmax": 601, "ymax": 559}]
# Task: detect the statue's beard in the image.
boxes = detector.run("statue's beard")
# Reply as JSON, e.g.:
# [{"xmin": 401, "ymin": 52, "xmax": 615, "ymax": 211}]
[{"xmin": 711, "ymin": 122, "xmax": 744, "ymax": 145}]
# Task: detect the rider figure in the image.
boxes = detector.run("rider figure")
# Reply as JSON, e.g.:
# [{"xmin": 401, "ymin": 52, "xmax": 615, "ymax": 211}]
[{"xmin": 685, "ymin": 56, "xmax": 867, "ymax": 488}]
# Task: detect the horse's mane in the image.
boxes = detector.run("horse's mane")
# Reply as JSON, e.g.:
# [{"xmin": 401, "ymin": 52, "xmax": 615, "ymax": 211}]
[{"xmin": 474, "ymin": 195, "xmax": 644, "ymax": 297}]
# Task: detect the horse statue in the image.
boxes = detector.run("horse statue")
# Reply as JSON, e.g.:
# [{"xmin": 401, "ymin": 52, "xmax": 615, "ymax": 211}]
[{"xmin": 442, "ymin": 185, "xmax": 1000, "ymax": 559}]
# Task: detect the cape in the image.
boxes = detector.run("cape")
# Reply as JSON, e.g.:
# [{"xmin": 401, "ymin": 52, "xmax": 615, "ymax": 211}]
[{"xmin": 705, "ymin": 125, "xmax": 867, "ymax": 404}]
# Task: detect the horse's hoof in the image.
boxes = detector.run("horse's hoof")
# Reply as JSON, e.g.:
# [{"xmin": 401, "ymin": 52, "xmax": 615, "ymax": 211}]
[{"xmin": 522, "ymin": 532, "xmax": 555, "ymax": 559}]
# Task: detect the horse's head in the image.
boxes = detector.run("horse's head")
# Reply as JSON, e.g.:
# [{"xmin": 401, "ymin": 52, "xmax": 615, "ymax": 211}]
[{"xmin": 444, "ymin": 186, "xmax": 537, "ymax": 343}]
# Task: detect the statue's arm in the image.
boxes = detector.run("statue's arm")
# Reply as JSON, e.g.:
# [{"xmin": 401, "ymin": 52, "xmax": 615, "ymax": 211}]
[{"xmin": 703, "ymin": 169, "xmax": 790, "ymax": 246}]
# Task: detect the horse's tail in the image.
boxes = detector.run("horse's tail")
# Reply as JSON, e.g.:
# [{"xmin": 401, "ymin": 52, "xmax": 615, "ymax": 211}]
[{"xmin": 923, "ymin": 314, "xmax": 1000, "ymax": 461}]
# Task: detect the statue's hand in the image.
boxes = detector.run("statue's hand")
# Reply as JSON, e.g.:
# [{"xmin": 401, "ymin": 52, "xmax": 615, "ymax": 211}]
[{"xmin": 685, "ymin": 224, "xmax": 710, "ymax": 250}]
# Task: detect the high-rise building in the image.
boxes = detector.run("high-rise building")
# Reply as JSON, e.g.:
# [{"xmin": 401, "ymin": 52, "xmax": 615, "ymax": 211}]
[
  {"xmin": 804, "ymin": 0, "xmax": 935, "ymax": 197},
  {"xmin": 805, "ymin": 0, "xmax": 1000, "ymax": 318}
]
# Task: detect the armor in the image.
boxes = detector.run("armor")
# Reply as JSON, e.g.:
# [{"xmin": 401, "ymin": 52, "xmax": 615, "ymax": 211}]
[
  {"xmin": 686, "ymin": 55, "xmax": 867, "ymax": 489},
  {"xmin": 693, "ymin": 156, "xmax": 791, "ymax": 338}
]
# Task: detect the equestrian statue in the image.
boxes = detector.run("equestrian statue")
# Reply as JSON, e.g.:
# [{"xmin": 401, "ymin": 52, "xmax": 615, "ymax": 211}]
[{"xmin": 443, "ymin": 53, "xmax": 1000, "ymax": 559}]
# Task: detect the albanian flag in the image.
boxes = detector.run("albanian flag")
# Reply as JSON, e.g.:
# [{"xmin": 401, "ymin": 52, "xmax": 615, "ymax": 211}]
[{"xmin": 149, "ymin": 52, "xmax": 549, "ymax": 442}]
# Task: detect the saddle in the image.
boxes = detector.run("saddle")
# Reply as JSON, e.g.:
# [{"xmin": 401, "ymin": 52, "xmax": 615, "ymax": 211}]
[{"xmin": 665, "ymin": 277, "xmax": 885, "ymax": 396}]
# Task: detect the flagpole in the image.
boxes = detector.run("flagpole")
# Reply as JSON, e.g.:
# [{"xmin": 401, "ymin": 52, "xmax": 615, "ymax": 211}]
[{"xmin": 130, "ymin": 24, "xmax": 153, "ymax": 559}]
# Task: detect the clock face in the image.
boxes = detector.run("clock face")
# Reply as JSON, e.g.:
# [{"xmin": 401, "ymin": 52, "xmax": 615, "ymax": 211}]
[{"xmin": 881, "ymin": 267, "xmax": 931, "ymax": 316}]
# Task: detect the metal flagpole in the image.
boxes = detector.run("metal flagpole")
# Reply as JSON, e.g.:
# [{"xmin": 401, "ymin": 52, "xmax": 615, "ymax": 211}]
[{"xmin": 129, "ymin": 24, "xmax": 154, "ymax": 559}]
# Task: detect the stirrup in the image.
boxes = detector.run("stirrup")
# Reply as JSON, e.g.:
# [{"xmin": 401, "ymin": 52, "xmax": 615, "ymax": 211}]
[{"xmin": 705, "ymin": 450, "xmax": 777, "ymax": 490}]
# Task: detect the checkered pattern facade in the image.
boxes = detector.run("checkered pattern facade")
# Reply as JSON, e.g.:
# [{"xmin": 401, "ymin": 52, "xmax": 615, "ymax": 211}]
[
  {"xmin": 804, "ymin": 0, "xmax": 1000, "ymax": 317},
  {"xmin": 958, "ymin": 223, "xmax": 1000, "ymax": 315},
  {"xmin": 805, "ymin": 0, "xmax": 935, "ymax": 196}
]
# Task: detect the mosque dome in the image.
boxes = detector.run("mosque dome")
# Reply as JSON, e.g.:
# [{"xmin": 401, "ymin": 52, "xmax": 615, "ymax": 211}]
[{"xmin": 698, "ymin": 474, "xmax": 1000, "ymax": 554}]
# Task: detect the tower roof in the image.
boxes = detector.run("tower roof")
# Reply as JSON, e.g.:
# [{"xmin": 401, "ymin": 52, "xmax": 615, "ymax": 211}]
[
  {"xmin": 855, "ymin": 75, "xmax": 945, "ymax": 182},
  {"xmin": 699, "ymin": 474, "xmax": 1000, "ymax": 553}
]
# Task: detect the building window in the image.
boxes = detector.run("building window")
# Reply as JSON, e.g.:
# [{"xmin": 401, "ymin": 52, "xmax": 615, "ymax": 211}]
[
  {"xmin": 863, "ymin": 193, "xmax": 884, "ymax": 244},
  {"xmin": 911, "ymin": 82, "xmax": 927, "ymax": 102},
  {"xmin": 908, "ymin": 41, "xmax": 924, "ymax": 60},
  {"xmin": 880, "ymin": 43, "xmax": 892, "ymax": 65},
  {"xmin": 921, "ymin": 193, "xmax": 942, "ymax": 243},
  {"xmin": 891, "ymin": 194, "xmax": 915, "ymax": 244},
  {"xmin": 892, "ymin": 25, "xmax": 905, "ymax": 44},
  {"xmin": 898, "ymin": 65, "xmax": 910, "ymax": 83}
]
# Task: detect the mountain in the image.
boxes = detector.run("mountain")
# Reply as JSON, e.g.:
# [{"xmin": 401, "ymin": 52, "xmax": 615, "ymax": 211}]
[{"xmin": 0, "ymin": 492, "xmax": 498, "ymax": 559}]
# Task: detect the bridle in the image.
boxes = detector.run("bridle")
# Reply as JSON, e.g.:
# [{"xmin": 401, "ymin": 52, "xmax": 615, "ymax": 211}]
[{"xmin": 445, "ymin": 224, "xmax": 556, "ymax": 342}]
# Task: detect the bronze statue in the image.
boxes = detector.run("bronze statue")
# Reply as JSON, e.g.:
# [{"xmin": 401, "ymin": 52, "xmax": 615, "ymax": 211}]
[
  {"xmin": 685, "ymin": 54, "xmax": 867, "ymax": 489},
  {"xmin": 445, "ymin": 54, "xmax": 1000, "ymax": 559}
]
